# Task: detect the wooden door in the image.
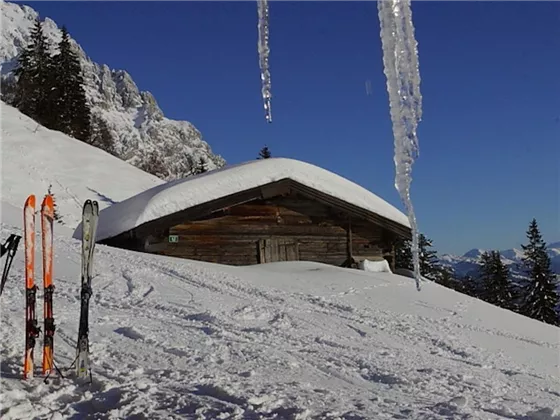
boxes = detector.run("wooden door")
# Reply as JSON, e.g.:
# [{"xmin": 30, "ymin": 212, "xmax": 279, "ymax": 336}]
[{"xmin": 258, "ymin": 238, "xmax": 299, "ymax": 263}]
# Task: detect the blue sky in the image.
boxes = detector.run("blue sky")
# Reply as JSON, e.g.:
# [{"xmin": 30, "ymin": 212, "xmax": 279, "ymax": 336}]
[{"xmin": 22, "ymin": 1, "xmax": 559, "ymax": 255}]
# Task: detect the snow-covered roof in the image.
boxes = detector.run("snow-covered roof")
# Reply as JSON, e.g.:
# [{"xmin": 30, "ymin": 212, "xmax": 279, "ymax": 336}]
[{"xmin": 76, "ymin": 158, "xmax": 410, "ymax": 242}]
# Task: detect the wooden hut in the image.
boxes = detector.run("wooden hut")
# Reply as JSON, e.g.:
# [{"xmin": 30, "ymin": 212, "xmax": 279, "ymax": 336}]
[{"xmin": 90, "ymin": 158, "xmax": 411, "ymax": 269}]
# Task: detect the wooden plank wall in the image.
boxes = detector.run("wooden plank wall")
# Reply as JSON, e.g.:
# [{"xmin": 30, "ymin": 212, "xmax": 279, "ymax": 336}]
[{"xmin": 139, "ymin": 194, "xmax": 390, "ymax": 266}]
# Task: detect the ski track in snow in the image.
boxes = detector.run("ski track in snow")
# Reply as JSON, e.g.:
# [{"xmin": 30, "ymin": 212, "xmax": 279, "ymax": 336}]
[{"xmin": 1, "ymin": 216, "xmax": 560, "ymax": 419}]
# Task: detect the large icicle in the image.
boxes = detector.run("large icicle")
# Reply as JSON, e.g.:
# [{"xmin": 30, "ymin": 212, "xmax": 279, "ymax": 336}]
[
  {"xmin": 377, "ymin": 0, "xmax": 422, "ymax": 290},
  {"xmin": 257, "ymin": 0, "xmax": 272, "ymax": 123}
]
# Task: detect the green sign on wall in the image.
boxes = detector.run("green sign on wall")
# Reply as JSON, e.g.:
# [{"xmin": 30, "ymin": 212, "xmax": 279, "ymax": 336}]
[{"xmin": 168, "ymin": 235, "xmax": 179, "ymax": 243}]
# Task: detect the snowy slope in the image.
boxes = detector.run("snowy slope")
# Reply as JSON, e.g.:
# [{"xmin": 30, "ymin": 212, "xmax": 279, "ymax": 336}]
[
  {"xmin": 1, "ymin": 201, "xmax": 559, "ymax": 419},
  {"xmin": 0, "ymin": 102, "xmax": 163, "ymax": 226},
  {"xmin": 80, "ymin": 157, "xmax": 411, "ymax": 242},
  {"xmin": 0, "ymin": 1, "xmax": 225, "ymax": 180}
]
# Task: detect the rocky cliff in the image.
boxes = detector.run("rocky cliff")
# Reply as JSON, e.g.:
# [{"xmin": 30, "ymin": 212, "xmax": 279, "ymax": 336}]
[{"xmin": 1, "ymin": 2, "xmax": 225, "ymax": 180}]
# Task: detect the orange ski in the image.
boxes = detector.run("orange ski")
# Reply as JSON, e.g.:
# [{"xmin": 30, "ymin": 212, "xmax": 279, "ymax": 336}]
[
  {"xmin": 23, "ymin": 195, "xmax": 40, "ymax": 380},
  {"xmin": 41, "ymin": 195, "xmax": 55, "ymax": 376}
]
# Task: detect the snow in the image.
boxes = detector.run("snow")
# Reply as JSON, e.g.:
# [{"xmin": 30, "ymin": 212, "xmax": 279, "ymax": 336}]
[
  {"xmin": 378, "ymin": 0, "xmax": 423, "ymax": 290},
  {"xmin": 0, "ymin": 102, "xmax": 163, "ymax": 226},
  {"xmin": 257, "ymin": 0, "xmax": 272, "ymax": 123},
  {"xmin": 359, "ymin": 258, "xmax": 393, "ymax": 273},
  {"xmin": 77, "ymin": 157, "xmax": 411, "ymax": 242},
  {"xmin": 1, "ymin": 199, "xmax": 560, "ymax": 418}
]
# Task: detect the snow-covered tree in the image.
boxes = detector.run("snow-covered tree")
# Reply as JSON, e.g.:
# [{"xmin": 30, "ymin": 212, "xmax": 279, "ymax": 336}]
[
  {"xmin": 418, "ymin": 234, "xmax": 440, "ymax": 280},
  {"xmin": 139, "ymin": 150, "xmax": 167, "ymax": 179},
  {"xmin": 479, "ymin": 251, "xmax": 516, "ymax": 310},
  {"xmin": 394, "ymin": 234, "xmax": 442, "ymax": 281},
  {"xmin": 193, "ymin": 157, "xmax": 208, "ymax": 174},
  {"xmin": 519, "ymin": 219, "xmax": 559, "ymax": 326},
  {"xmin": 89, "ymin": 114, "xmax": 116, "ymax": 156},
  {"xmin": 51, "ymin": 26, "xmax": 91, "ymax": 141},
  {"xmin": 394, "ymin": 237, "xmax": 413, "ymax": 271},
  {"xmin": 13, "ymin": 18, "xmax": 53, "ymax": 124}
]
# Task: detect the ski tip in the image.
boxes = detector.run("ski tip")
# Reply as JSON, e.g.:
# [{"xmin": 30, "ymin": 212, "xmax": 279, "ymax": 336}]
[
  {"xmin": 24, "ymin": 194, "xmax": 36, "ymax": 209},
  {"xmin": 42, "ymin": 194, "xmax": 54, "ymax": 209}
]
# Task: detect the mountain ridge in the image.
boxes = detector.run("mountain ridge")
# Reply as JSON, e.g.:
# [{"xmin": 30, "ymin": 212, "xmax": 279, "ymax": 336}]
[
  {"xmin": 0, "ymin": 1, "xmax": 225, "ymax": 180},
  {"xmin": 440, "ymin": 242, "xmax": 560, "ymax": 277}
]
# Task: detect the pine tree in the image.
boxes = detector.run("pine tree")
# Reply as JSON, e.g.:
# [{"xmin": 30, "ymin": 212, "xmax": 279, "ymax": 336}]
[
  {"xmin": 479, "ymin": 251, "xmax": 494, "ymax": 300},
  {"xmin": 13, "ymin": 18, "xmax": 54, "ymax": 124},
  {"xmin": 0, "ymin": 76, "xmax": 18, "ymax": 105},
  {"xmin": 258, "ymin": 145, "xmax": 271, "ymax": 159},
  {"xmin": 418, "ymin": 234, "xmax": 440, "ymax": 280},
  {"xmin": 452, "ymin": 274, "xmax": 479, "ymax": 298},
  {"xmin": 479, "ymin": 250, "xmax": 516, "ymax": 310},
  {"xmin": 519, "ymin": 219, "xmax": 559, "ymax": 326},
  {"xmin": 89, "ymin": 114, "xmax": 116, "ymax": 155},
  {"xmin": 393, "ymin": 234, "xmax": 443, "ymax": 281},
  {"xmin": 435, "ymin": 266, "xmax": 456, "ymax": 288},
  {"xmin": 194, "ymin": 157, "xmax": 208, "ymax": 174},
  {"xmin": 392, "ymin": 234, "xmax": 493, "ymax": 297},
  {"xmin": 182, "ymin": 155, "xmax": 196, "ymax": 178},
  {"xmin": 394, "ymin": 237, "xmax": 413, "ymax": 271},
  {"xmin": 51, "ymin": 26, "xmax": 91, "ymax": 141},
  {"xmin": 139, "ymin": 150, "xmax": 167, "ymax": 179}
]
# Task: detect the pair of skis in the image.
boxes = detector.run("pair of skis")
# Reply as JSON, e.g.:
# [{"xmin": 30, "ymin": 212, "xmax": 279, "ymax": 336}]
[
  {"xmin": 23, "ymin": 196, "xmax": 99, "ymax": 382},
  {"xmin": 23, "ymin": 194, "xmax": 56, "ymax": 380}
]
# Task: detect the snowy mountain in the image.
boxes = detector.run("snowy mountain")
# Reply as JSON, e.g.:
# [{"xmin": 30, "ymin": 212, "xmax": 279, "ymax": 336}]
[
  {"xmin": 440, "ymin": 243, "xmax": 560, "ymax": 277},
  {"xmin": 0, "ymin": 1, "xmax": 225, "ymax": 180},
  {"xmin": 0, "ymin": 102, "xmax": 163, "ymax": 226}
]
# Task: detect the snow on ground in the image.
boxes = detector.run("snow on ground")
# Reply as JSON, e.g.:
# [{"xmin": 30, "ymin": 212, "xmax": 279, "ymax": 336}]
[
  {"xmin": 1, "ymin": 201, "xmax": 559, "ymax": 419},
  {"xmin": 83, "ymin": 157, "xmax": 410, "ymax": 243},
  {"xmin": 0, "ymin": 103, "xmax": 163, "ymax": 226}
]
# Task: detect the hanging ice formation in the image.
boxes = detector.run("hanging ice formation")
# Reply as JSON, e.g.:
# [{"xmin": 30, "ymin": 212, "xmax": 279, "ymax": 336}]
[
  {"xmin": 257, "ymin": 0, "xmax": 272, "ymax": 123},
  {"xmin": 377, "ymin": 0, "xmax": 422, "ymax": 290}
]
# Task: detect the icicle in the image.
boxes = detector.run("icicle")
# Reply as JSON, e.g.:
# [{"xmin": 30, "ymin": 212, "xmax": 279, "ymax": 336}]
[
  {"xmin": 257, "ymin": 0, "xmax": 272, "ymax": 123},
  {"xmin": 377, "ymin": 0, "xmax": 422, "ymax": 290}
]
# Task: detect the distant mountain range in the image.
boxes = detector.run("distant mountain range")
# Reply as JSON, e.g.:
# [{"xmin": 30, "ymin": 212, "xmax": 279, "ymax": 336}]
[
  {"xmin": 439, "ymin": 242, "xmax": 560, "ymax": 278},
  {"xmin": 1, "ymin": 1, "xmax": 225, "ymax": 180}
]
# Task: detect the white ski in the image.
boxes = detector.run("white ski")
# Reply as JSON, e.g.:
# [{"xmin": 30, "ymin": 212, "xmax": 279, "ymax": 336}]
[{"xmin": 75, "ymin": 199, "xmax": 98, "ymax": 380}]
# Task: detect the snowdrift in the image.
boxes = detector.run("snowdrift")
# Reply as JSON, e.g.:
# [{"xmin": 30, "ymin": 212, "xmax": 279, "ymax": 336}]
[{"xmin": 0, "ymin": 103, "xmax": 163, "ymax": 227}]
